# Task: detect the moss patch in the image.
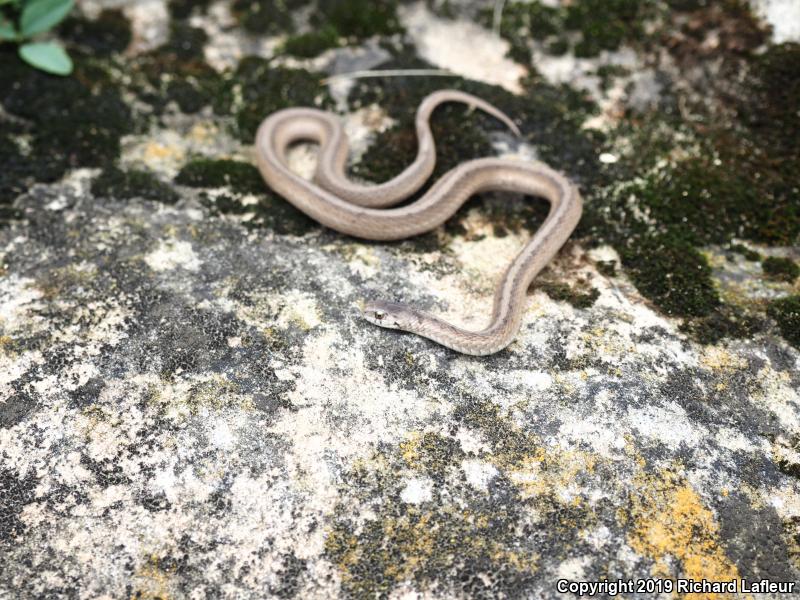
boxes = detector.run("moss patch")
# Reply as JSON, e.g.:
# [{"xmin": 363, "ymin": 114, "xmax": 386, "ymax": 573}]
[
  {"xmin": 767, "ymin": 296, "xmax": 800, "ymax": 349},
  {"xmin": 678, "ymin": 305, "xmax": 761, "ymax": 346},
  {"xmin": 59, "ymin": 10, "xmax": 132, "ymax": 56},
  {"xmin": 92, "ymin": 167, "xmax": 179, "ymax": 204},
  {"xmin": 282, "ymin": 25, "xmax": 340, "ymax": 58},
  {"xmin": 134, "ymin": 23, "xmax": 231, "ymax": 117},
  {"xmin": 168, "ymin": 0, "xmax": 214, "ymax": 19},
  {"xmin": 580, "ymin": 38, "xmax": 799, "ymax": 344},
  {"xmin": 231, "ymin": 0, "xmax": 304, "ymax": 35},
  {"xmin": 762, "ymin": 257, "xmax": 799, "ymax": 283},
  {"xmin": 729, "ymin": 243, "xmax": 761, "ymax": 262},
  {"xmin": 175, "ymin": 159, "xmax": 265, "ymax": 195},
  {"xmin": 620, "ymin": 235, "xmax": 719, "ymax": 318},
  {"xmin": 312, "ymin": 0, "xmax": 402, "ymax": 39},
  {"xmin": 347, "ymin": 55, "xmax": 600, "ymax": 251},
  {"xmin": 175, "ymin": 159, "xmax": 318, "ymax": 235},
  {"xmin": 233, "ymin": 58, "xmax": 333, "ymax": 141},
  {"xmin": 483, "ymin": 0, "xmax": 648, "ymax": 64},
  {"xmin": 0, "ymin": 48, "xmax": 134, "ymax": 186},
  {"xmin": 536, "ymin": 281, "xmax": 600, "ymax": 310}
]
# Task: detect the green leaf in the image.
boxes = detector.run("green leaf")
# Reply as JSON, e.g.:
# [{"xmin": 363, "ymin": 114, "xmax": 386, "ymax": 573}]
[
  {"xmin": 20, "ymin": 0, "xmax": 74, "ymax": 37},
  {"xmin": 0, "ymin": 16, "xmax": 16, "ymax": 41},
  {"xmin": 19, "ymin": 41, "xmax": 72, "ymax": 75}
]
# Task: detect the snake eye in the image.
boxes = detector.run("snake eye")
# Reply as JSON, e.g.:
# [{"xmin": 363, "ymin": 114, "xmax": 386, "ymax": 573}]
[{"xmin": 374, "ymin": 310, "xmax": 385, "ymax": 320}]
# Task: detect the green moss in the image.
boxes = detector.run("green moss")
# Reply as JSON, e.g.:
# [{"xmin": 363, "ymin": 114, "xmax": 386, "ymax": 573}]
[
  {"xmin": 729, "ymin": 243, "xmax": 761, "ymax": 262},
  {"xmin": 349, "ymin": 57, "xmax": 599, "ymax": 180},
  {"xmin": 352, "ymin": 109, "xmax": 493, "ymax": 187},
  {"xmin": 347, "ymin": 56, "xmax": 600, "ymax": 257},
  {"xmin": 745, "ymin": 43, "xmax": 800, "ymax": 157},
  {"xmin": 678, "ymin": 305, "xmax": 761, "ymax": 345},
  {"xmin": 483, "ymin": 0, "xmax": 648, "ymax": 64},
  {"xmin": 282, "ymin": 25, "xmax": 339, "ymax": 58},
  {"xmin": 0, "ymin": 49, "xmax": 133, "ymax": 184},
  {"xmin": 164, "ymin": 79, "xmax": 206, "ymax": 114},
  {"xmin": 231, "ymin": 0, "xmax": 306, "ymax": 34},
  {"xmin": 574, "ymin": 40, "xmax": 798, "ymax": 341},
  {"xmin": 175, "ymin": 159, "xmax": 265, "ymax": 194},
  {"xmin": 537, "ymin": 281, "xmax": 600, "ymax": 309},
  {"xmin": 767, "ymin": 296, "xmax": 800, "ymax": 349},
  {"xmin": 59, "ymin": 10, "xmax": 132, "ymax": 56},
  {"xmin": 619, "ymin": 235, "xmax": 719, "ymax": 318},
  {"xmin": 762, "ymin": 257, "xmax": 799, "ymax": 283},
  {"xmin": 160, "ymin": 23, "xmax": 208, "ymax": 61},
  {"xmin": 0, "ymin": 131, "xmax": 35, "ymax": 206},
  {"xmin": 596, "ymin": 64, "xmax": 631, "ymax": 91},
  {"xmin": 695, "ymin": 44, "xmax": 800, "ymax": 249},
  {"xmin": 133, "ymin": 24, "xmax": 232, "ymax": 117},
  {"xmin": 312, "ymin": 0, "xmax": 401, "ymax": 39},
  {"xmin": 566, "ymin": 0, "xmax": 642, "ymax": 57},
  {"xmin": 92, "ymin": 167, "xmax": 179, "ymax": 204},
  {"xmin": 596, "ymin": 260, "xmax": 618, "ymax": 277},
  {"xmin": 168, "ymin": 0, "xmax": 214, "ymax": 19},
  {"xmin": 234, "ymin": 58, "xmax": 333, "ymax": 141},
  {"xmin": 176, "ymin": 159, "xmax": 318, "ymax": 235}
]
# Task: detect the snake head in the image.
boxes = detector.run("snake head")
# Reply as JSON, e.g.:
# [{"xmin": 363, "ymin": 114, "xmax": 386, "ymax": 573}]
[{"xmin": 361, "ymin": 300, "xmax": 407, "ymax": 330}]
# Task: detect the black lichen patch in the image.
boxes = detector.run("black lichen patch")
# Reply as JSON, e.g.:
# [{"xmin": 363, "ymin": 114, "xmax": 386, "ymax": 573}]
[
  {"xmin": 0, "ymin": 385, "xmax": 38, "ymax": 429},
  {"xmin": 325, "ymin": 437, "xmax": 538, "ymax": 597},
  {"xmin": 92, "ymin": 167, "xmax": 180, "ymax": 204},
  {"xmin": 326, "ymin": 398, "xmax": 599, "ymax": 597},
  {"xmin": 80, "ymin": 454, "xmax": 131, "ymax": 488},
  {"xmin": 0, "ymin": 467, "xmax": 38, "ymax": 542},
  {"xmin": 270, "ymin": 553, "xmax": 308, "ymax": 599},
  {"xmin": 762, "ymin": 257, "xmax": 799, "ymax": 283},
  {"xmin": 767, "ymin": 296, "xmax": 800, "ymax": 349},
  {"xmin": 69, "ymin": 377, "xmax": 106, "ymax": 408},
  {"xmin": 233, "ymin": 58, "xmax": 333, "ymax": 141}
]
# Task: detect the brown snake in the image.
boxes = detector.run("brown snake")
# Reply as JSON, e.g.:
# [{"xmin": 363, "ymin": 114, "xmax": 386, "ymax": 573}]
[{"xmin": 254, "ymin": 90, "xmax": 582, "ymax": 355}]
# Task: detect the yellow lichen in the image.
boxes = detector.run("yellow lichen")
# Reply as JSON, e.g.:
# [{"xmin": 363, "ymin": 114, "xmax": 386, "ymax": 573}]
[
  {"xmin": 627, "ymin": 468, "xmax": 749, "ymax": 600},
  {"xmin": 130, "ymin": 553, "xmax": 177, "ymax": 600}
]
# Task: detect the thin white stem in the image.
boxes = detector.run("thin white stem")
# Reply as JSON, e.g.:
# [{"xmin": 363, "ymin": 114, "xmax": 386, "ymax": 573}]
[{"xmin": 492, "ymin": 0, "xmax": 507, "ymax": 36}]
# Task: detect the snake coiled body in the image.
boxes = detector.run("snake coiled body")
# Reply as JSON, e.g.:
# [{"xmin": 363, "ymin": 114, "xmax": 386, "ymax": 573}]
[{"xmin": 254, "ymin": 90, "xmax": 582, "ymax": 355}]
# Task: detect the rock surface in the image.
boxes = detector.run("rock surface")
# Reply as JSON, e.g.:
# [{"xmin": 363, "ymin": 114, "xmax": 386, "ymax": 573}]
[{"xmin": 1, "ymin": 1, "xmax": 799, "ymax": 598}]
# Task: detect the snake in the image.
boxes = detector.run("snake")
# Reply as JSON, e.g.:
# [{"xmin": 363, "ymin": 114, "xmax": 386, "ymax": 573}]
[{"xmin": 254, "ymin": 89, "xmax": 583, "ymax": 356}]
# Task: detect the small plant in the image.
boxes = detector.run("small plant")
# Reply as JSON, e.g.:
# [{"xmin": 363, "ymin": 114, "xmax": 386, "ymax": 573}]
[{"xmin": 0, "ymin": 0, "xmax": 74, "ymax": 75}]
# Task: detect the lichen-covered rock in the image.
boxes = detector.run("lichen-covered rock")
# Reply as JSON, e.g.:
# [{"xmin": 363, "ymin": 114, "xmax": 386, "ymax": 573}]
[{"xmin": 1, "ymin": 1, "xmax": 799, "ymax": 598}]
